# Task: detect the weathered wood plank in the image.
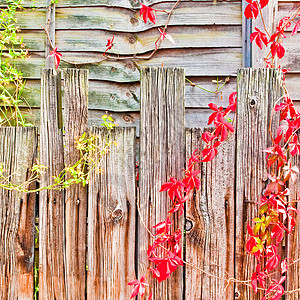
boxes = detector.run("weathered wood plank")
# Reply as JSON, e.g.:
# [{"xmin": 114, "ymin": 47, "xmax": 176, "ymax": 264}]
[
  {"xmin": 55, "ymin": 3, "xmax": 241, "ymax": 32},
  {"xmin": 39, "ymin": 68, "xmax": 66, "ymax": 300},
  {"xmin": 16, "ymin": 48, "xmax": 242, "ymax": 80},
  {"xmin": 286, "ymin": 132, "xmax": 300, "ymax": 299},
  {"xmin": 285, "ymin": 74, "xmax": 300, "ymax": 101},
  {"xmin": 87, "ymin": 127, "xmax": 136, "ymax": 299},
  {"xmin": 15, "ymin": 9, "xmax": 46, "ymax": 30},
  {"xmin": 9, "ymin": 77, "xmax": 237, "ymax": 111},
  {"xmin": 12, "ymin": 106, "xmax": 217, "ymax": 134},
  {"xmin": 185, "ymin": 128, "xmax": 235, "ymax": 299},
  {"xmin": 0, "ymin": 127, "xmax": 37, "ymax": 300},
  {"xmin": 235, "ymin": 68, "xmax": 284, "ymax": 299},
  {"xmin": 0, "ymin": 0, "xmax": 241, "ymax": 7},
  {"xmin": 139, "ymin": 67, "xmax": 185, "ymax": 299},
  {"xmin": 21, "ymin": 26, "xmax": 242, "ymax": 53},
  {"xmin": 277, "ymin": 2, "xmax": 300, "ymax": 24},
  {"xmin": 63, "ymin": 69, "xmax": 88, "ymax": 300},
  {"xmin": 54, "ymin": 26, "xmax": 241, "ymax": 54}
]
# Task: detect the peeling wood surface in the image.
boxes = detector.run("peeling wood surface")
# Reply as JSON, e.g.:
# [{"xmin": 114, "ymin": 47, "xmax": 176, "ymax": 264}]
[
  {"xmin": 185, "ymin": 128, "xmax": 235, "ymax": 300},
  {"xmin": 139, "ymin": 67, "xmax": 185, "ymax": 299},
  {"xmin": 0, "ymin": 127, "xmax": 37, "ymax": 300},
  {"xmin": 235, "ymin": 68, "xmax": 284, "ymax": 299},
  {"xmin": 39, "ymin": 69, "xmax": 66, "ymax": 300},
  {"xmin": 87, "ymin": 127, "xmax": 136, "ymax": 299},
  {"xmin": 63, "ymin": 69, "xmax": 88, "ymax": 300}
]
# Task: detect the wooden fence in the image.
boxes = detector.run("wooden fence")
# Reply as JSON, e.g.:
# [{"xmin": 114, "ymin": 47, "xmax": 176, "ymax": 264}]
[{"xmin": 0, "ymin": 67, "xmax": 299, "ymax": 300}]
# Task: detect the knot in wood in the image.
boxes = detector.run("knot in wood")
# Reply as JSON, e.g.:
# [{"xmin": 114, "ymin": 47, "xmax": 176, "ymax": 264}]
[
  {"xmin": 249, "ymin": 97, "xmax": 257, "ymax": 108},
  {"xmin": 130, "ymin": 17, "xmax": 138, "ymax": 25},
  {"xmin": 123, "ymin": 115, "xmax": 133, "ymax": 122},
  {"xmin": 128, "ymin": 36, "xmax": 136, "ymax": 44},
  {"xmin": 112, "ymin": 208, "xmax": 123, "ymax": 221},
  {"xmin": 234, "ymin": 291, "xmax": 240, "ymax": 298},
  {"xmin": 185, "ymin": 219, "xmax": 193, "ymax": 232},
  {"xmin": 76, "ymin": 199, "xmax": 80, "ymax": 205}
]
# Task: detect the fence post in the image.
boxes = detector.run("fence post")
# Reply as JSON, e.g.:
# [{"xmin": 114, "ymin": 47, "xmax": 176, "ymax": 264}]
[
  {"xmin": 235, "ymin": 68, "xmax": 283, "ymax": 299},
  {"xmin": 139, "ymin": 67, "xmax": 185, "ymax": 299},
  {"xmin": 39, "ymin": 68, "xmax": 66, "ymax": 300},
  {"xmin": 63, "ymin": 69, "xmax": 88, "ymax": 300},
  {"xmin": 0, "ymin": 127, "xmax": 38, "ymax": 300},
  {"xmin": 185, "ymin": 128, "xmax": 236, "ymax": 299},
  {"xmin": 86, "ymin": 127, "xmax": 136, "ymax": 299}
]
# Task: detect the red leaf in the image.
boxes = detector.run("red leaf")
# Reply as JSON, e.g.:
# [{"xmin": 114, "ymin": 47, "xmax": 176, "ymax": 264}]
[
  {"xmin": 260, "ymin": 0, "xmax": 269, "ymax": 8},
  {"xmin": 250, "ymin": 27, "xmax": 268, "ymax": 49},
  {"xmin": 103, "ymin": 35, "xmax": 114, "ymax": 55},
  {"xmin": 201, "ymin": 146, "xmax": 218, "ymax": 162},
  {"xmin": 128, "ymin": 275, "xmax": 149, "ymax": 299},
  {"xmin": 291, "ymin": 19, "xmax": 300, "ymax": 36},
  {"xmin": 270, "ymin": 42, "xmax": 285, "ymax": 59},
  {"xmin": 244, "ymin": 1, "xmax": 259, "ymax": 19},
  {"xmin": 140, "ymin": 3, "xmax": 156, "ymax": 24},
  {"xmin": 49, "ymin": 47, "xmax": 62, "ymax": 69}
]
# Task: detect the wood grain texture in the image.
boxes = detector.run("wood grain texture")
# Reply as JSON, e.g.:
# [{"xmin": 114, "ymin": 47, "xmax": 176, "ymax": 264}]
[
  {"xmin": 0, "ymin": 127, "xmax": 37, "ymax": 300},
  {"xmin": 16, "ymin": 48, "xmax": 242, "ymax": 80},
  {"xmin": 54, "ymin": 26, "xmax": 241, "ymax": 55},
  {"xmin": 11, "ymin": 106, "xmax": 217, "ymax": 137},
  {"xmin": 14, "ymin": 77, "xmax": 236, "ymax": 111},
  {"xmin": 15, "ymin": 10, "xmax": 46, "ymax": 29},
  {"xmin": 22, "ymin": 26, "xmax": 242, "ymax": 53},
  {"xmin": 185, "ymin": 128, "xmax": 235, "ymax": 300},
  {"xmin": 87, "ymin": 127, "xmax": 136, "ymax": 299},
  {"xmin": 63, "ymin": 69, "xmax": 88, "ymax": 300},
  {"xmin": 139, "ymin": 67, "xmax": 185, "ymax": 299},
  {"xmin": 235, "ymin": 68, "xmax": 284, "ymax": 299},
  {"xmin": 0, "ymin": 0, "xmax": 240, "ymax": 7},
  {"xmin": 55, "ymin": 3, "xmax": 241, "ymax": 32},
  {"xmin": 39, "ymin": 68, "xmax": 66, "ymax": 300},
  {"xmin": 286, "ymin": 132, "xmax": 300, "ymax": 299}
]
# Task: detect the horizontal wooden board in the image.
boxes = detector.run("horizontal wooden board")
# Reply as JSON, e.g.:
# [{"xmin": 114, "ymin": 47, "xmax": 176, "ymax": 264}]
[
  {"xmin": 3, "ymin": 0, "xmax": 241, "ymax": 8},
  {"xmin": 21, "ymin": 26, "xmax": 242, "ymax": 53},
  {"xmin": 13, "ymin": 76, "xmax": 236, "ymax": 111},
  {"xmin": 60, "ymin": 26, "xmax": 241, "ymax": 54},
  {"xmin": 14, "ymin": 107, "xmax": 216, "ymax": 134},
  {"xmin": 285, "ymin": 74, "xmax": 300, "ymax": 101},
  {"xmin": 55, "ymin": 3, "xmax": 241, "ymax": 32},
  {"xmin": 280, "ymin": 36, "xmax": 300, "ymax": 71},
  {"xmin": 16, "ymin": 48, "xmax": 242, "ymax": 80},
  {"xmin": 15, "ymin": 9, "xmax": 46, "ymax": 30},
  {"xmin": 277, "ymin": 2, "xmax": 300, "ymax": 25}
]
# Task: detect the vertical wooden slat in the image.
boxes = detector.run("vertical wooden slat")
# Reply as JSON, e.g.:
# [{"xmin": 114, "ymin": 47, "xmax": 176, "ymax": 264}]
[
  {"xmin": 87, "ymin": 127, "xmax": 136, "ymax": 299},
  {"xmin": 63, "ymin": 69, "xmax": 88, "ymax": 300},
  {"xmin": 39, "ymin": 68, "xmax": 66, "ymax": 300},
  {"xmin": 185, "ymin": 128, "xmax": 236, "ymax": 299},
  {"xmin": 0, "ymin": 127, "xmax": 37, "ymax": 300},
  {"xmin": 286, "ymin": 133, "xmax": 300, "ymax": 299},
  {"xmin": 235, "ymin": 68, "xmax": 283, "ymax": 299},
  {"xmin": 139, "ymin": 67, "xmax": 185, "ymax": 299}
]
